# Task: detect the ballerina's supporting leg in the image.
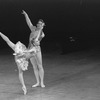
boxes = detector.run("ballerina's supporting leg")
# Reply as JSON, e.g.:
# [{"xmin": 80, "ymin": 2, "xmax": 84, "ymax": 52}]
[{"xmin": 16, "ymin": 62, "xmax": 27, "ymax": 95}]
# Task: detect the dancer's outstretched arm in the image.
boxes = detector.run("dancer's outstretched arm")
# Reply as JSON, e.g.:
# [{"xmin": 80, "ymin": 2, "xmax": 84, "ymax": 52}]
[
  {"xmin": 22, "ymin": 10, "xmax": 36, "ymax": 31},
  {"xmin": 23, "ymin": 47, "xmax": 36, "ymax": 54},
  {"xmin": 0, "ymin": 32, "xmax": 15, "ymax": 50},
  {"xmin": 27, "ymin": 47, "xmax": 36, "ymax": 53}
]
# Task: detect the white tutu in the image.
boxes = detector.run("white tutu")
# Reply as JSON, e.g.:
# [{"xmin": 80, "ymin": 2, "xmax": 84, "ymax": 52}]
[
  {"xmin": 14, "ymin": 41, "xmax": 37, "ymax": 71},
  {"xmin": 16, "ymin": 58, "xmax": 28, "ymax": 71},
  {"xmin": 14, "ymin": 41, "xmax": 29, "ymax": 71}
]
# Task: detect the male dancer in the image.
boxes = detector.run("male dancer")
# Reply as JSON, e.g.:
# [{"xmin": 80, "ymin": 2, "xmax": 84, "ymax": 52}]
[{"xmin": 22, "ymin": 10, "xmax": 45, "ymax": 88}]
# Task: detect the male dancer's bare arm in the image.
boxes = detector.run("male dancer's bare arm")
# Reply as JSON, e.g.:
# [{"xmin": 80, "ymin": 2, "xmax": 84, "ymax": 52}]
[
  {"xmin": 22, "ymin": 10, "xmax": 35, "ymax": 32},
  {"xmin": 23, "ymin": 47, "xmax": 36, "ymax": 54},
  {"xmin": 28, "ymin": 47, "xmax": 36, "ymax": 53},
  {"xmin": 37, "ymin": 31, "xmax": 45, "ymax": 42},
  {"xmin": 0, "ymin": 32, "xmax": 15, "ymax": 50}
]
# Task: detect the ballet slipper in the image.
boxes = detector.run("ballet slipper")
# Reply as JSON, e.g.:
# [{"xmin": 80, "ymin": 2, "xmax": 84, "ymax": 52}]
[
  {"xmin": 41, "ymin": 84, "xmax": 45, "ymax": 88},
  {"xmin": 32, "ymin": 83, "xmax": 40, "ymax": 87}
]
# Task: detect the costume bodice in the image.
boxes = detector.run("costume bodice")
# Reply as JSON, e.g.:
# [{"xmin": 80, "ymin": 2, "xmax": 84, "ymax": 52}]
[{"xmin": 14, "ymin": 41, "xmax": 26, "ymax": 55}]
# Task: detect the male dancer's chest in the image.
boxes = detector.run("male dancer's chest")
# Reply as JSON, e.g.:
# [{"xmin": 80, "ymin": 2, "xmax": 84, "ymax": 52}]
[{"xmin": 30, "ymin": 30, "xmax": 42, "ymax": 41}]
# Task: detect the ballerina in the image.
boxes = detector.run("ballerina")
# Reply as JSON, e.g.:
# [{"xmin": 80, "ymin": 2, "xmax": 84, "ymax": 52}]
[
  {"xmin": 22, "ymin": 10, "xmax": 45, "ymax": 88},
  {"xmin": 0, "ymin": 32, "xmax": 36, "ymax": 95}
]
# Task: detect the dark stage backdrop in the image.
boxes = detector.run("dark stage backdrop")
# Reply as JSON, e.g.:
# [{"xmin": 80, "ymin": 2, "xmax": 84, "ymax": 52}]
[{"xmin": 0, "ymin": 0, "xmax": 100, "ymax": 54}]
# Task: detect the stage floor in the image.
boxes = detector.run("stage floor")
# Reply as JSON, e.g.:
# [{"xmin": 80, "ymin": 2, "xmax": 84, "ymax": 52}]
[{"xmin": 0, "ymin": 50, "xmax": 100, "ymax": 100}]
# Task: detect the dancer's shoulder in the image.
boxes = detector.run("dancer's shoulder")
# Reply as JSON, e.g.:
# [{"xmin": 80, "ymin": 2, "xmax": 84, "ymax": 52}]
[{"xmin": 30, "ymin": 26, "xmax": 36, "ymax": 32}]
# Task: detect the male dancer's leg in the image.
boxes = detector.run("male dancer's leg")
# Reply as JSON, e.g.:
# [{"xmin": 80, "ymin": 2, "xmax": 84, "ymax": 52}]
[
  {"xmin": 30, "ymin": 57, "xmax": 40, "ymax": 87},
  {"xmin": 35, "ymin": 50, "xmax": 45, "ymax": 88}
]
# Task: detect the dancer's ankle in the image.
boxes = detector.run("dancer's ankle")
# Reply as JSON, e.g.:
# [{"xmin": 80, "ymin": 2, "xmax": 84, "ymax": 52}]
[
  {"xmin": 22, "ymin": 86, "xmax": 27, "ymax": 95},
  {"xmin": 32, "ymin": 83, "xmax": 40, "ymax": 87},
  {"xmin": 41, "ymin": 83, "xmax": 45, "ymax": 88}
]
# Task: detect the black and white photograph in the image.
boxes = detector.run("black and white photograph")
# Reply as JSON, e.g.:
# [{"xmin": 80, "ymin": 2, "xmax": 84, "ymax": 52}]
[{"xmin": 0, "ymin": 0, "xmax": 100, "ymax": 100}]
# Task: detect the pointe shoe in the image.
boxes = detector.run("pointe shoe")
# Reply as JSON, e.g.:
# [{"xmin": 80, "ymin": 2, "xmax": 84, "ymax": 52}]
[
  {"xmin": 32, "ymin": 83, "xmax": 39, "ymax": 88},
  {"xmin": 22, "ymin": 87, "xmax": 27, "ymax": 95}
]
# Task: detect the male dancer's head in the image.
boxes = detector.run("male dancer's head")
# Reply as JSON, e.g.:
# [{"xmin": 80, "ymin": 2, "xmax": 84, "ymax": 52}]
[{"xmin": 36, "ymin": 19, "xmax": 45, "ymax": 30}]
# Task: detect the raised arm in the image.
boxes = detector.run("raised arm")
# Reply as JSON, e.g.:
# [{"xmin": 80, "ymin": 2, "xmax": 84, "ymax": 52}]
[
  {"xmin": 22, "ymin": 10, "xmax": 36, "ymax": 32},
  {"xmin": 0, "ymin": 32, "xmax": 15, "ymax": 50}
]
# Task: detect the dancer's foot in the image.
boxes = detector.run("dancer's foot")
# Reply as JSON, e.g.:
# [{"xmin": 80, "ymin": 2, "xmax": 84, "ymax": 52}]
[
  {"xmin": 22, "ymin": 86, "xmax": 27, "ymax": 95},
  {"xmin": 32, "ymin": 83, "xmax": 39, "ymax": 87},
  {"xmin": 41, "ymin": 83, "xmax": 45, "ymax": 88}
]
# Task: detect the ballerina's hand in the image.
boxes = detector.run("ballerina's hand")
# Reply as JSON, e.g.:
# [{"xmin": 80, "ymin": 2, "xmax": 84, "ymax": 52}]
[
  {"xmin": 0, "ymin": 32, "xmax": 2, "ymax": 35},
  {"xmin": 22, "ymin": 10, "xmax": 26, "ymax": 15}
]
